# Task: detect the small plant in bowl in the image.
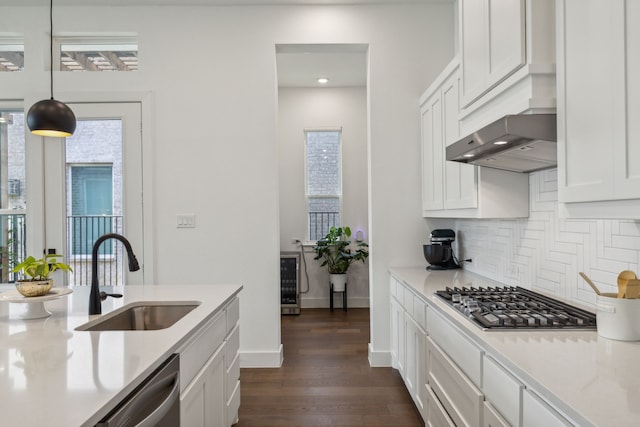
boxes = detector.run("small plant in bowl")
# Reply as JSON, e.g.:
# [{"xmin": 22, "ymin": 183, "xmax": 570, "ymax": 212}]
[{"xmin": 12, "ymin": 254, "xmax": 73, "ymax": 297}]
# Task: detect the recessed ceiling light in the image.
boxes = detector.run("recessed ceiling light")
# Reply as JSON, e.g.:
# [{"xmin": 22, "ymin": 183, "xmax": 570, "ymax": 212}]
[
  {"xmin": 317, "ymin": 77, "xmax": 329, "ymax": 84},
  {"xmin": 493, "ymin": 140, "xmax": 508, "ymax": 145},
  {"xmin": 463, "ymin": 154, "xmax": 474, "ymax": 158}
]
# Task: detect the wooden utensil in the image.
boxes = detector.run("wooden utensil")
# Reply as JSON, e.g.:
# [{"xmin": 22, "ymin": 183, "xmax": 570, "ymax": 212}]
[
  {"xmin": 579, "ymin": 272, "xmax": 601, "ymax": 295},
  {"xmin": 625, "ymin": 279, "xmax": 640, "ymax": 299},
  {"xmin": 617, "ymin": 270, "xmax": 637, "ymax": 298}
]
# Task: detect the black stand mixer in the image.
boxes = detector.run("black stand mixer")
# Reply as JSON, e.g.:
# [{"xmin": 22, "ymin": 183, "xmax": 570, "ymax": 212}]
[{"xmin": 423, "ymin": 229, "xmax": 461, "ymax": 270}]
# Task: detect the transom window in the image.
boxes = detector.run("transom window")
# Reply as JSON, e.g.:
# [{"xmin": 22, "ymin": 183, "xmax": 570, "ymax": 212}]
[
  {"xmin": 56, "ymin": 36, "xmax": 138, "ymax": 72},
  {"xmin": 305, "ymin": 129, "xmax": 342, "ymax": 241},
  {"xmin": 0, "ymin": 37, "xmax": 24, "ymax": 72}
]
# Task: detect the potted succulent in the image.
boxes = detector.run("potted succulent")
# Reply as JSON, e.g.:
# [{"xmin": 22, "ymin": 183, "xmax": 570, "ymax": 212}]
[
  {"xmin": 12, "ymin": 254, "xmax": 73, "ymax": 297},
  {"xmin": 312, "ymin": 226, "xmax": 369, "ymax": 292}
]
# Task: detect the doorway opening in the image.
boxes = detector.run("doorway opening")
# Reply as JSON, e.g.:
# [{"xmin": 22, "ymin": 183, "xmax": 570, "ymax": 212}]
[{"xmin": 276, "ymin": 43, "xmax": 370, "ymax": 317}]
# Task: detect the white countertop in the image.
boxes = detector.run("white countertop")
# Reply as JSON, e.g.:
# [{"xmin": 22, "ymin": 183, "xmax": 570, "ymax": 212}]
[
  {"xmin": 390, "ymin": 267, "xmax": 640, "ymax": 427},
  {"xmin": 0, "ymin": 283, "xmax": 242, "ymax": 427}
]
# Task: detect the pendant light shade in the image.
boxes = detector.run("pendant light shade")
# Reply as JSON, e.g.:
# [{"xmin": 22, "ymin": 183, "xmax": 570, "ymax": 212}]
[
  {"xmin": 27, "ymin": 0, "xmax": 76, "ymax": 138},
  {"xmin": 27, "ymin": 98, "xmax": 76, "ymax": 137}
]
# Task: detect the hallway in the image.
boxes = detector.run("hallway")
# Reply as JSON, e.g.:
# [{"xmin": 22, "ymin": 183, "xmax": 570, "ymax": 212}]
[{"xmin": 236, "ymin": 308, "xmax": 423, "ymax": 426}]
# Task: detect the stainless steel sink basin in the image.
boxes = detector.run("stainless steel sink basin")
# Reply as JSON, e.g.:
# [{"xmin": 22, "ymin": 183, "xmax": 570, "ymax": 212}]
[{"xmin": 76, "ymin": 301, "xmax": 200, "ymax": 331}]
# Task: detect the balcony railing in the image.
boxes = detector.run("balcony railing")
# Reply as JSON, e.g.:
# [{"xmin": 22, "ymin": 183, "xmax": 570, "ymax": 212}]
[
  {"xmin": 308, "ymin": 212, "xmax": 339, "ymax": 241},
  {"xmin": 0, "ymin": 212, "xmax": 26, "ymax": 283},
  {"xmin": 67, "ymin": 215, "xmax": 125, "ymax": 286}
]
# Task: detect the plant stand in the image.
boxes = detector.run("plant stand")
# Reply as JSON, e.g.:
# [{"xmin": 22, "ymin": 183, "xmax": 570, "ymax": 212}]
[{"xmin": 330, "ymin": 282, "xmax": 347, "ymax": 312}]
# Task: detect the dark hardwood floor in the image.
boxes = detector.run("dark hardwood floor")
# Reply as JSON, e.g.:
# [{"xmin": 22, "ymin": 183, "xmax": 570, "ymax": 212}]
[{"xmin": 235, "ymin": 308, "xmax": 423, "ymax": 426}]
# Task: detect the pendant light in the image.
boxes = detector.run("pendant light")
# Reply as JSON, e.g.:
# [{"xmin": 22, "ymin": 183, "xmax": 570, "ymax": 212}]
[{"xmin": 27, "ymin": 0, "xmax": 76, "ymax": 137}]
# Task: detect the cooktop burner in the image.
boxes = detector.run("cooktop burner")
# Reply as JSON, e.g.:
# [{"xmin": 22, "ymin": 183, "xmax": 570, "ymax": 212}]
[{"xmin": 436, "ymin": 286, "xmax": 597, "ymax": 330}]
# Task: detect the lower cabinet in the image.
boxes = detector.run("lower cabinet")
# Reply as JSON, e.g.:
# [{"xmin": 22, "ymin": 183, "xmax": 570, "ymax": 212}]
[
  {"xmin": 179, "ymin": 296, "xmax": 240, "ymax": 427},
  {"xmin": 181, "ymin": 345, "xmax": 226, "ymax": 427},
  {"xmin": 389, "ymin": 273, "xmax": 578, "ymax": 427}
]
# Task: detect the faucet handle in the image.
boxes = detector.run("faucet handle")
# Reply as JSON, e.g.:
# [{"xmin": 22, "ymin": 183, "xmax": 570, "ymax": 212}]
[{"xmin": 100, "ymin": 291, "xmax": 123, "ymax": 301}]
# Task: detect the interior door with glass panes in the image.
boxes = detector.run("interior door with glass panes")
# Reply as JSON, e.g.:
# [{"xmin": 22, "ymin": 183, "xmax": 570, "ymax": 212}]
[{"xmin": 45, "ymin": 102, "xmax": 144, "ymax": 286}]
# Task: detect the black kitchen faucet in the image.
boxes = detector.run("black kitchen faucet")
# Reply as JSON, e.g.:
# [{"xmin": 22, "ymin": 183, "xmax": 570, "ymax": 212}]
[{"xmin": 89, "ymin": 233, "xmax": 140, "ymax": 315}]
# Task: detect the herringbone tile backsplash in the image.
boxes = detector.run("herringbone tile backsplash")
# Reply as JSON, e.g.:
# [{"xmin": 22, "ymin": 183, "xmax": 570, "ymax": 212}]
[{"xmin": 447, "ymin": 169, "xmax": 640, "ymax": 307}]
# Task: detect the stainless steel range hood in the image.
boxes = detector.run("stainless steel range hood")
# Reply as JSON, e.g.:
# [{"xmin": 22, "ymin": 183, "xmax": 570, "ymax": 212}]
[{"xmin": 446, "ymin": 114, "xmax": 557, "ymax": 173}]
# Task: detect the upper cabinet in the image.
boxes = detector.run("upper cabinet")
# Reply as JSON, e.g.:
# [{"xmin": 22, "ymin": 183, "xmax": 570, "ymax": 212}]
[
  {"xmin": 557, "ymin": 0, "xmax": 640, "ymax": 218},
  {"xmin": 460, "ymin": 0, "xmax": 526, "ymax": 108},
  {"xmin": 420, "ymin": 59, "xmax": 529, "ymax": 219},
  {"xmin": 458, "ymin": 0, "xmax": 556, "ymax": 136}
]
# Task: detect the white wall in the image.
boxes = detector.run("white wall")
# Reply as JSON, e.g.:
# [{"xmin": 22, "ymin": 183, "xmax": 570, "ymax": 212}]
[
  {"xmin": 278, "ymin": 86, "xmax": 369, "ymax": 308},
  {"xmin": 0, "ymin": 3, "xmax": 455, "ymax": 367},
  {"xmin": 429, "ymin": 169, "xmax": 640, "ymax": 308}
]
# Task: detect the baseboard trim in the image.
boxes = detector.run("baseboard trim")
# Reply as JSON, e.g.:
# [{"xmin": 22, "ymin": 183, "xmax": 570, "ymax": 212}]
[
  {"xmin": 239, "ymin": 344, "xmax": 283, "ymax": 368},
  {"xmin": 368, "ymin": 343, "xmax": 391, "ymax": 367}
]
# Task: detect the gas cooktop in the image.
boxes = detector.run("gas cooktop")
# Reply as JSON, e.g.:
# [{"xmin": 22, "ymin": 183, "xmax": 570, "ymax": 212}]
[{"xmin": 436, "ymin": 286, "xmax": 597, "ymax": 330}]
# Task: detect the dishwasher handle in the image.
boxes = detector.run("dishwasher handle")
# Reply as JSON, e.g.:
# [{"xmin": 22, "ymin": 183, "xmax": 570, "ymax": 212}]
[
  {"xmin": 135, "ymin": 372, "xmax": 180, "ymax": 427},
  {"xmin": 96, "ymin": 364, "xmax": 180, "ymax": 427}
]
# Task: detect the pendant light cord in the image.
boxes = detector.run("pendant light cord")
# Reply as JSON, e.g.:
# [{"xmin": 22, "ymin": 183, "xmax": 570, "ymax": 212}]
[{"xmin": 48, "ymin": 0, "xmax": 54, "ymax": 100}]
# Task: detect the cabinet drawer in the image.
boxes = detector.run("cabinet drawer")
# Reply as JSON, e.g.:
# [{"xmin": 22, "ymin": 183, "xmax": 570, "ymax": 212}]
[
  {"xmin": 226, "ymin": 354, "xmax": 240, "ymax": 401},
  {"xmin": 427, "ymin": 308, "xmax": 482, "ymax": 386},
  {"xmin": 225, "ymin": 323, "xmax": 240, "ymax": 366},
  {"xmin": 413, "ymin": 296, "xmax": 427, "ymax": 330},
  {"xmin": 427, "ymin": 338, "xmax": 483, "ymax": 427},
  {"xmin": 523, "ymin": 389, "xmax": 572, "ymax": 427},
  {"xmin": 227, "ymin": 380, "xmax": 241, "ymax": 425},
  {"xmin": 180, "ymin": 311, "xmax": 226, "ymax": 393},
  {"xmin": 483, "ymin": 355, "xmax": 523, "ymax": 426},
  {"xmin": 402, "ymin": 285, "xmax": 414, "ymax": 317},
  {"xmin": 226, "ymin": 296, "xmax": 240, "ymax": 334},
  {"xmin": 426, "ymin": 384, "xmax": 456, "ymax": 427},
  {"xmin": 390, "ymin": 276, "xmax": 399, "ymax": 299},
  {"xmin": 484, "ymin": 401, "xmax": 510, "ymax": 427}
]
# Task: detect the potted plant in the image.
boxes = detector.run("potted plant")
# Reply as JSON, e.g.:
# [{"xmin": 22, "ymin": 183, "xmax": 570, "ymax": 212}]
[
  {"xmin": 12, "ymin": 254, "xmax": 73, "ymax": 297},
  {"xmin": 312, "ymin": 226, "xmax": 369, "ymax": 292}
]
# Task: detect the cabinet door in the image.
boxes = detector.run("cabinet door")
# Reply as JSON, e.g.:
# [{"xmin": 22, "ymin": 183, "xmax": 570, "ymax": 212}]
[
  {"xmin": 557, "ymin": 0, "xmax": 623, "ymax": 202},
  {"xmin": 390, "ymin": 297, "xmax": 404, "ymax": 373},
  {"xmin": 181, "ymin": 344, "xmax": 226, "ymax": 427},
  {"xmin": 486, "ymin": 0, "xmax": 526, "ymax": 88},
  {"xmin": 442, "ymin": 68, "xmax": 477, "ymax": 209},
  {"xmin": 421, "ymin": 95, "xmax": 444, "ymax": 211},
  {"xmin": 460, "ymin": 0, "xmax": 486, "ymax": 105},
  {"xmin": 522, "ymin": 389, "xmax": 571, "ymax": 427},
  {"xmin": 483, "ymin": 401, "xmax": 510, "ymax": 427},
  {"xmin": 460, "ymin": 0, "xmax": 526, "ymax": 107},
  {"xmin": 615, "ymin": 0, "xmax": 640, "ymax": 198}
]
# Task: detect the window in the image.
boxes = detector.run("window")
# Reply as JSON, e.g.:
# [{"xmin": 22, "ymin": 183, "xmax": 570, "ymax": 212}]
[
  {"xmin": 56, "ymin": 36, "xmax": 138, "ymax": 72},
  {"xmin": 305, "ymin": 129, "xmax": 342, "ymax": 241},
  {"xmin": 0, "ymin": 109, "xmax": 26, "ymax": 283},
  {"xmin": 0, "ymin": 37, "xmax": 24, "ymax": 72},
  {"xmin": 69, "ymin": 165, "xmax": 114, "ymax": 256}
]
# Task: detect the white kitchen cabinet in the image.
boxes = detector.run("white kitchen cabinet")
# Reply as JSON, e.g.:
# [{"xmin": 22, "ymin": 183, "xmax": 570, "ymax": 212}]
[
  {"xmin": 458, "ymin": 0, "xmax": 556, "ymax": 137},
  {"xmin": 427, "ymin": 337, "xmax": 484, "ymax": 427},
  {"xmin": 523, "ymin": 389, "xmax": 572, "ymax": 427},
  {"xmin": 180, "ymin": 296, "xmax": 240, "ymax": 427},
  {"xmin": 181, "ymin": 344, "xmax": 226, "ymax": 427},
  {"xmin": 420, "ymin": 58, "xmax": 529, "ymax": 218},
  {"xmin": 460, "ymin": 0, "xmax": 526, "ymax": 107},
  {"xmin": 483, "ymin": 401, "xmax": 510, "ymax": 427},
  {"xmin": 557, "ymin": 0, "xmax": 640, "ymax": 218},
  {"xmin": 389, "ymin": 276, "xmax": 427, "ymax": 419},
  {"xmin": 482, "ymin": 355, "xmax": 524, "ymax": 427}
]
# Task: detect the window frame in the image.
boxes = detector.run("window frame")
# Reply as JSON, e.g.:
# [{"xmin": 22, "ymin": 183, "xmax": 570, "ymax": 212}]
[{"xmin": 304, "ymin": 128, "xmax": 343, "ymax": 242}]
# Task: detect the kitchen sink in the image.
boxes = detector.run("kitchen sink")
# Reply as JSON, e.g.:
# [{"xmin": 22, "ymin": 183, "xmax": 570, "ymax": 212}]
[{"xmin": 76, "ymin": 301, "xmax": 200, "ymax": 331}]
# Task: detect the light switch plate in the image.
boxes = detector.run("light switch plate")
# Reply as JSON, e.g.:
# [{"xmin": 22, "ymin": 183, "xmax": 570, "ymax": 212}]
[{"xmin": 177, "ymin": 214, "xmax": 196, "ymax": 228}]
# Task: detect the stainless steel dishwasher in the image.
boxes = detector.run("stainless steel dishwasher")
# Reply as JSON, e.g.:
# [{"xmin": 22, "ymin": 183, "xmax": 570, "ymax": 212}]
[{"xmin": 96, "ymin": 354, "xmax": 180, "ymax": 427}]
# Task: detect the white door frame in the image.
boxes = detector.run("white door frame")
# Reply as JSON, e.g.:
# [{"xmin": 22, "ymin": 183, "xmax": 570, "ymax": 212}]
[{"xmin": 25, "ymin": 92, "xmax": 155, "ymax": 285}]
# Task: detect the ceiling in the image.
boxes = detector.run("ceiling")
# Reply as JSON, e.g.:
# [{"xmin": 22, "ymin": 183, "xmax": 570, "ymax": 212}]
[{"xmin": 6, "ymin": 0, "xmax": 450, "ymax": 5}]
